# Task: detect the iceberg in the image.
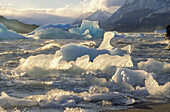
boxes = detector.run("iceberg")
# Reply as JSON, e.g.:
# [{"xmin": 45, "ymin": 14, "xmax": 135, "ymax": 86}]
[
  {"xmin": 69, "ymin": 20, "xmax": 105, "ymax": 38},
  {"xmin": 33, "ymin": 28, "xmax": 84, "ymax": 39},
  {"xmin": 145, "ymin": 75, "xmax": 170, "ymax": 98},
  {"xmin": 55, "ymin": 32, "xmax": 132, "ymax": 62},
  {"xmin": 28, "ymin": 24, "xmax": 78, "ymax": 35},
  {"xmin": 138, "ymin": 59, "xmax": 170, "ymax": 74},
  {"xmin": 112, "ymin": 68, "xmax": 156, "ymax": 87},
  {"xmin": 56, "ymin": 44, "xmax": 110, "ymax": 62},
  {"xmin": 0, "ymin": 24, "xmax": 26, "ymax": 40}
]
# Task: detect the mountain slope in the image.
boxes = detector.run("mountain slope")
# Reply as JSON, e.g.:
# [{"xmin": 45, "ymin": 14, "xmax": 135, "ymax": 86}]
[
  {"xmin": 103, "ymin": 0, "xmax": 170, "ymax": 32},
  {"xmin": 0, "ymin": 15, "xmax": 39, "ymax": 33},
  {"xmin": 73, "ymin": 10, "xmax": 111, "ymax": 25},
  {"xmin": 6, "ymin": 13, "xmax": 75, "ymax": 25}
]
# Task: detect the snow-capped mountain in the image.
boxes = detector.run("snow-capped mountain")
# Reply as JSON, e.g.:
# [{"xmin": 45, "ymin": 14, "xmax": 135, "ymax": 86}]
[
  {"xmin": 87, "ymin": 10, "xmax": 112, "ymax": 23},
  {"xmin": 103, "ymin": 0, "xmax": 170, "ymax": 32},
  {"xmin": 73, "ymin": 10, "xmax": 111, "ymax": 25},
  {"xmin": 109, "ymin": 0, "xmax": 170, "ymax": 23},
  {"xmin": 73, "ymin": 12, "xmax": 93, "ymax": 25}
]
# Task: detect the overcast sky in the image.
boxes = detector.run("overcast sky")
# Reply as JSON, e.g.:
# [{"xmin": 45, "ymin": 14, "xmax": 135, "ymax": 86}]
[{"xmin": 0, "ymin": 0, "xmax": 126, "ymax": 18}]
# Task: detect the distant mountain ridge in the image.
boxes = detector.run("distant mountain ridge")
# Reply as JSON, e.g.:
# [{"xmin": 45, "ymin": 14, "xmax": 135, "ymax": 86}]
[
  {"xmin": 0, "ymin": 15, "xmax": 39, "ymax": 33},
  {"xmin": 73, "ymin": 10, "xmax": 112, "ymax": 25},
  {"xmin": 103, "ymin": 0, "xmax": 170, "ymax": 32},
  {"xmin": 6, "ymin": 13, "xmax": 75, "ymax": 25}
]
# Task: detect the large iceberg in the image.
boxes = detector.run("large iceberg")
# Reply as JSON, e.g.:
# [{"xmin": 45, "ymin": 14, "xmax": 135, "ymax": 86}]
[
  {"xmin": 69, "ymin": 20, "xmax": 105, "ymax": 38},
  {"xmin": 112, "ymin": 68, "xmax": 156, "ymax": 87},
  {"xmin": 28, "ymin": 24, "xmax": 78, "ymax": 35},
  {"xmin": 0, "ymin": 24, "xmax": 26, "ymax": 40},
  {"xmin": 138, "ymin": 59, "xmax": 170, "ymax": 74},
  {"xmin": 33, "ymin": 28, "xmax": 84, "ymax": 39},
  {"xmin": 55, "ymin": 32, "xmax": 132, "ymax": 62}
]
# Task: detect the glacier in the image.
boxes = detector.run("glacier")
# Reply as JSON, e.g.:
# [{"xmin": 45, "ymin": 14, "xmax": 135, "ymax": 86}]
[
  {"xmin": 69, "ymin": 20, "xmax": 105, "ymax": 38},
  {"xmin": 0, "ymin": 24, "xmax": 26, "ymax": 40}
]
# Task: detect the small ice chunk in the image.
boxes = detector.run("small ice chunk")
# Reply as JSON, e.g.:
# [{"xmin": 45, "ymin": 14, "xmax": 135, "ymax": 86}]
[
  {"xmin": 0, "ymin": 92, "xmax": 38, "ymax": 108},
  {"xmin": 24, "ymin": 95, "xmax": 48, "ymax": 102},
  {"xmin": 112, "ymin": 68, "xmax": 156, "ymax": 87},
  {"xmin": 88, "ymin": 85, "xmax": 110, "ymax": 94},
  {"xmin": 92, "ymin": 54, "xmax": 133, "ymax": 71},
  {"xmin": 138, "ymin": 59, "xmax": 170, "ymax": 74},
  {"xmin": 69, "ymin": 19, "xmax": 105, "ymax": 38},
  {"xmin": 84, "ymin": 93, "xmax": 119, "ymax": 102},
  {"xmin": 85, "ymin": 76, "xmax": 110, "ymax": 86},
  {"xmin": 145, "ymin": 75, "xmax": 170, "ymax": 98},
  {"xmin": 98, "ymin": 32, "xmax": 115, "ymax": 50},
  {"xmin": 12, "ymin": 54, "xmax": 54, "ymax": 75},
  {"xmin": 55, "ymin": 95, "xmax": 73, "ymax": 103},
  {"xmin": 63, "ymin": 100, "xmax": 76, "ymax": 107}
]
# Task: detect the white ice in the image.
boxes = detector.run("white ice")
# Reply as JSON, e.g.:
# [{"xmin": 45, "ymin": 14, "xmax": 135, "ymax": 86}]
[
  {"xmin": 69, "ymin": 20, "xmax": 105, "ymax": 38},
  {"xmin": 112, "ymin": 68, "xmax": 156, "ymax": 87},
  {"xmin": 0, "ymin": 24, "xmax": 26, "ymax": 40},
  {"xmin": 138, "ymin": 59, "xmax": 170, "ymax": 74},
  {"xmin": 145, "ymin": 75, "xmax": 170, "ymax": 98},
  {"xmin": 33, "ymin": 28, "xmax": 84, "ymax": 39}
]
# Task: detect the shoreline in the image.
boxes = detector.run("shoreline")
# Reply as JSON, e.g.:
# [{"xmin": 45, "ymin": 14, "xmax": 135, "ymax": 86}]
[{"xmin": 105, "ymin": 103, "xmax": 170, "ymax": 112}]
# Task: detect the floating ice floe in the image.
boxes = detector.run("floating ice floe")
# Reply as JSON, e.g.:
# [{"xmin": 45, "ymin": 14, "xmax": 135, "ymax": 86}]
[
  {"xmin": 112, "ymin": 68, "xmax": 156, "ymax": 87},
  {"xmin": 0, "ymin": 92, "xmax": 38, "ymax": 108},
  {"xmin": 138, "ymin": 59, "xmax": 170, "ymax": 74},
  {"xmin": 145, "ymin": 75, "xmax": 170, "ymax": 98},
  {"xmin": 28, "ymin": 24, "xmax": 77, "ymax": 35},
  {"xmin": 69, "ymin": 20, "xmax": 105, "ymax": 38},
  {"xmin": 33, "ymin": 28, "xmax": 84, "ymax": 39},
  {"xmin": 0, "ymin": 24, "xmax": 26, "ymax": 40},
  {"xmin": 25, "ymin": 88, "xmax": 135, "ymax": 108}
]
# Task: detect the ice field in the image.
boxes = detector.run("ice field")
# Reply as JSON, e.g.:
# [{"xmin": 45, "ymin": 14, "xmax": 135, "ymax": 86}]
[{"xmin": 0, "ymin": 21, "xmax": 169, "ymax": 111}]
